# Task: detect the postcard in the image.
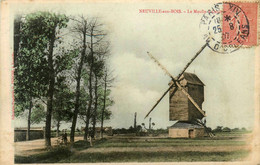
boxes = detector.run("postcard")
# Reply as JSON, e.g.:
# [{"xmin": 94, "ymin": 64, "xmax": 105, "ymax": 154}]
[{"xmin": 0, "ymin": 0, "xmax": 259, "ymax": 164}]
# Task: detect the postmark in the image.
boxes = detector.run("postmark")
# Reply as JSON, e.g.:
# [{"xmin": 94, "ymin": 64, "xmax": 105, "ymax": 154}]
[{"xmin": 200, "ymin": 2, "xmax": 250, "ymax": 54}]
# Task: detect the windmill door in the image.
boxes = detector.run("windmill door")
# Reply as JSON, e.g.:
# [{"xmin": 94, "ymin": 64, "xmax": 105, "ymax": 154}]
[{"xmin": 188, "ymin": 129, "xmax": 195, "ymax": 138}]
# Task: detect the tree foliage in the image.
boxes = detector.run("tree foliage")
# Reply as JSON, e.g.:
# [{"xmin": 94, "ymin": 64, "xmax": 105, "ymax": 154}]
[
  {"xmin": 14, "ymin": 12, "xmax": 114, "ymax": 146},
  {"xmin": 30, "ymin": 103, "xmax": 46, "ymax": 124}
]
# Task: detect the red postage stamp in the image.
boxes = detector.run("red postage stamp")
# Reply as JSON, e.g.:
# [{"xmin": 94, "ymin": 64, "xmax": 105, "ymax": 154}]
[
  {"xmin": 222, "ymin": 2, "xmax": 258, "ymax": 46},
  {"xmin": 200, "ymin": 2, "xmax": 259, "ymax": 53}
]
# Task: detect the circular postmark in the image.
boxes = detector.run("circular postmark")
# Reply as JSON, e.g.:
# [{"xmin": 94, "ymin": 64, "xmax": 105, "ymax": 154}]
[{"xmin": 199, "ymin": 2, "xmax": 249, "ymax": 54}]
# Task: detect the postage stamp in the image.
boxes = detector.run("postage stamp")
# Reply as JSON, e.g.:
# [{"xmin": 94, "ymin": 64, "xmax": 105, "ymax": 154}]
[
  {"xmin": 200, "ymin": 2, "xmax": 258, "ymax": 54},
  {"xmin": 0, "ymin": 0, "xmax": 259, "ymax": 165}
]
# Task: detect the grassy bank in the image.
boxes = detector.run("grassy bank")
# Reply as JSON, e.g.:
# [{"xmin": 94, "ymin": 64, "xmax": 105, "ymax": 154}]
[
  {"xmin": 15, "ymin": 132, "xmax": 251, "ymax": 163},
  {"xmin": 15, "ymin": 149, "xmax": 249, "ymax": 163}
]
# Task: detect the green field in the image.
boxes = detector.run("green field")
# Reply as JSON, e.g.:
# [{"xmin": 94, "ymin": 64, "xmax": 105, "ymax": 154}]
[{"xmin": 15, "ymin": 132, "xmax": 251, "ymax": 163}]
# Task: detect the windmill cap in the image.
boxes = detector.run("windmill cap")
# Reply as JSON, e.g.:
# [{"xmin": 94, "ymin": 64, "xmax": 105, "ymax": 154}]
[{"xmin": 169, "ymin": 72, "xmax": 205, "ymax": 86}]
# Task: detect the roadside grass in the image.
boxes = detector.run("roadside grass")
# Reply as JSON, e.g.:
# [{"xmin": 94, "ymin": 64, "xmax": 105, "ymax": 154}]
[
  {"xmin": 94, "ymin": 140, "xmax": 246, "ymax": 148},
  {"xmin": 214, "ymin": 131, "xmax": 251, "ymax": 137},
  {"xmin": 16, "ymin": 149, "xmax": 250, "ymax": 163},
  {"xmin": 15, "ymin": 132, "xmax": 251, "ymax": 163},
  {"xmin": 66, "ymin": 150, "xmax": 249, "ymax": 163},
  {"xmin": 15, "ymin": 146, "xmax": 72, "ymax": 163},
  {"xmin": 72, "ymin": 138, "xmax": 107, "ymax": 151}
]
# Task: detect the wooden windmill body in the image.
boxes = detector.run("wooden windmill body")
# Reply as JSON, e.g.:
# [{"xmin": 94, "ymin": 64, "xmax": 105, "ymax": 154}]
[
  {"xmin": 169, "ymin": 72, "xmax": 205, "ymax": 122},
  {"xmin": 168, "ymin": 72, "xmax": 205, "ymax": 138}
]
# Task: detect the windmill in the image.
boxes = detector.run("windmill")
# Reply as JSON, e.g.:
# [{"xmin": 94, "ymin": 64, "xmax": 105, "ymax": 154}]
[{"xmin": 145, "ymin": 43, "xmax": 214, "ymax": 138}]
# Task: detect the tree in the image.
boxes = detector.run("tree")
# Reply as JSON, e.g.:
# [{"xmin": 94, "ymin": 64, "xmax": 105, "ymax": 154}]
[
  {"xmin": 52, "ymin": 76, "xmax": 74, "ymax": 137},
  {"xmin": 91, "ymin": 51, "xmax": 106, "ymax": 138},
  {"xmin": 51, "ymin": 47, "xmax": 76, "ymax": 137},
  {"xmin": 69, "ymin": 16, "xmax": 90, "ymax": 143},
  {"xmin": 136, "ymin": 125, "xmax": 142, "ymax": 132},
  {"xmin": 232, "ymin": 128, "xmax": 239, "ymax": 132},
  {"xmin": 91, "ymin": 69, "xmax": 101, "ymax": 138},
  {"xmin": 81, "ymin": 18, "xmax": 97, "ymax": 141},
  {"xmin": 213, "ymin": 126, "xmax": 223, "ymax": 132},
  {"xmin": 15, "ymin": 12, "xmax": 69, "ymax": 147},
  {"xmin": 14, "ymin": 14, "xmax": 49, "ymax": 141},
  {"xmin": 30, "ymin": 103, "xmax": 46, "ymax": 125},
  {"xmin": 100, "ymin": 68, "xmax": 114, "ymax": 138},
  {"xmin": 206, "ymin": 127, "xmax": 212, "ymax": 133},
  {"xmin": 43, "ymin": 13, "xmax": 69, "ymax": 147},
  {"xmin": 70, "ymin": 17, "xmax": 110, "ymax": 141},
  {"xmin": 78, "ymin": 86, "xmax": 90, "ymax": 140},
  {"xmin": 79, "ymin": 69, "xmax": 113, "ymax": 140},
  {"xmin": 14, "ymin": 15, "xmax": 22, "ymax": 67},
  {"xmin": 222, "ymin": 127, "xmax": 231, "ymax": 132}
]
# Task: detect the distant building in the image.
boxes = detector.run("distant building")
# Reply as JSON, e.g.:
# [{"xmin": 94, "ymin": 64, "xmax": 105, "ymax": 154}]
[
  {"xmin": 81, "ymin": 126, "xmax": 113, "ymax": 137},
  {"xmin": 168, "ymin": 121, "xmax": 204, "ymax": 138},
  {"xmin": 14, "ymin": 127, "xmax": 45, "ymax": 142}
]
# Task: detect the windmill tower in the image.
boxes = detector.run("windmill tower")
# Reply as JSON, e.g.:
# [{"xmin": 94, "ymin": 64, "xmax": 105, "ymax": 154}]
[
  {"xmin": 145, "ymin": 43, "xmax": 214, "ymax": 138},
  {"xmin": 169, "ymin": 72, "xmax": 205, "ymax": 121},
  {"xmin": 168, "ymin": 72, "xmax": 205, "ymax": 138}
]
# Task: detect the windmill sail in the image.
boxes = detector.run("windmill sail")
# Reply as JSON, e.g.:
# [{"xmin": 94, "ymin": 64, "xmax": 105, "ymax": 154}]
[{"xmin": 145, "ymin": 43, "xmax": 207, "ymax": 118}]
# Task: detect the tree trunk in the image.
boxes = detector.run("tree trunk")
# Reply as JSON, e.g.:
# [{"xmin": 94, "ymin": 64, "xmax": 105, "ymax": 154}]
[
  {"xmin": 56, "ymin": 120, "xmax": 60, "ymax": 137},
  {"xmin": 84, "ymin": 31, "xmax": 94, "ymax": 141},
  {"xmin": 26, "ymin": 98, "xmax": 33, "ymax": 141},
  {"xmin": 84, "ymin": 86, "xmax": 92, "ymax": 140},
  {"xmin": 14, "ymin": 16, "xmax": 22, "ymax": 67},
  {"xmin": 83, "ymin": 120, "xmax": 88, "ymax": 141},
  {"xmin": 45, "ymin": 31, "xmax": 56, "ymax": 147},
  {"xmin": 70, "ymin": 26, "xmax": 87, "ymax": 143},
  {"xmin": 92, "ymin": 74, "xmax": 98, "ymax": 139},
  {"xmin": 101, "ymin": 72, "xmax": 107, "ymax": 139}
]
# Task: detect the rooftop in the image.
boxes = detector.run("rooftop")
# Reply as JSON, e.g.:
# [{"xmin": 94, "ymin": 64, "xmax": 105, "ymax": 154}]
[
  {"xmin": 170, "ymin": 121, "xmax": 204, "ymax": 129},
  {"xmin": 169, "ymin": 72, "xmax": 205, "ymax": 86},
  {"xmin": 182, "ymin": 72, "xmax": 204, "ymax": 86}
]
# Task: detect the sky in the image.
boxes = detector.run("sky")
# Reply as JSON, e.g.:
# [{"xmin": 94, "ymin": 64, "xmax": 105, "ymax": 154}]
[{"xmin": 12, "ymin": 1, "xmax": 256, "ymax": 130}]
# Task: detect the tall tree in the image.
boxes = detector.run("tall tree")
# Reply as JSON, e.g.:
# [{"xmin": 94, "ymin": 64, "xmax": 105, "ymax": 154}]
[
  {"xmin": 52, "ymin": 76, "xmax": 74, "ymax": 137},
  {"xmin": 70, "ymin": 17, "xmax": 109, "ymax": 141},
  {"xmin": 14, "ymin": 14, "xmax": 49, "ymax": 141},
  {"xmin": 100, "ymin": 68, "xmax": 114, "ymax": 138},
  {"xmin": 14, "ymin": 15, "xmax": 22, "ymax": 67},
  {"xmin": 78, "ymin": 86, "xmax": 90, "ymax": 141},
  {"xmin": 91, "ymin": 73, "xmax": 99, "ymax": 138},
  {"xmin": 15, "ymin": 12, "xmax": 69, "ymax": 147},
  {"xmin": 91, "ymin": 59, "xmax": 104, "ymax": 138},
  {"xmin": 52, "ymin": 45, "xmax": 76, "ymax": 137},
  {"xmin": 69, "ymin": 16, "xmax": 89, "ymax": 143},
  {"xmin": 84, "ymin": 18, "xmax": 109, "ymax": 140}
]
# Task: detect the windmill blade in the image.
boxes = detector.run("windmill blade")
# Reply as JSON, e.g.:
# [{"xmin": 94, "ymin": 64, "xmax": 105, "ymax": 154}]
[
  {"xmin": 194, "ymin": 119, "xmax": 214, "ymax": 137},
  {"xmin": 144, "ymin": 43, "xmax": 207, "ymax": 118},
  {"xmin": 176, "ymin": 43, "xmax": 207, "ymax": 80},
  {"xmin": 170, "ymin": 43, "xmax": 207, "ymax": 99},
  {"xmin": 145, "ymin": 49, "xmax": 206, "ymax": 118},
  {"xmin": 144, "ymin": 85, "xmax": 173, "ymax": 118},
  {"xmin": 147, "ymin": 51, "xmax": 173, "ymax": 78}
]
